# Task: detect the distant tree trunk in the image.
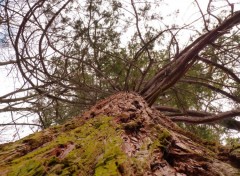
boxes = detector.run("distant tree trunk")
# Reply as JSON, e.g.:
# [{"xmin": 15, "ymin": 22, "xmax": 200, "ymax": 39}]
[{"xmin": 0, "ymin": 92, "xmax": 239, "ymax": 175}]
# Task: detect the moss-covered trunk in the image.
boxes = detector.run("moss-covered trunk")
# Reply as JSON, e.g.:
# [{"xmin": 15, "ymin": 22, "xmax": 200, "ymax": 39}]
[{"xmin": 0, "ymin": 92, "xmax": 240, "ymax": 176}]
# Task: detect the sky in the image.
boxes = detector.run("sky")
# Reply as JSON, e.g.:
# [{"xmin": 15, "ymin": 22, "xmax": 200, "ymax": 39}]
[{"xmin": 0, "ymin": 0, "xmax": 240, "ymax": 143}]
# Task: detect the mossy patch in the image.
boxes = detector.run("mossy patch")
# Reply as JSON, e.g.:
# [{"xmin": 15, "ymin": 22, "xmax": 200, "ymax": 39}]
[
  {"xmin": 0, "ymin": 116, "xmax": 128, "ymax": 176},
  {"xmin": 9, "ymin": 159, "xmax": 46, "ymax": 176},
  {"xmin": 150, "ymin": 126, "xmax": 172, "ymax": 150},
  {"xmin": 94, "ymin": 139, "xmax": 127, "ymax": 176}
]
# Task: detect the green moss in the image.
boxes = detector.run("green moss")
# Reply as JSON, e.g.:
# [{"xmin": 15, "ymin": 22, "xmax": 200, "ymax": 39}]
[
  {"xmin": 62, "ymin": 121, "xmax": 78, "ymax": 131},
  {"xmin": 150, "ymin": 127, "xmax": 171, "ymax": 150},
  {"xmin": 94, "ymin": 138, "xmax": 127, "ymax": 176},
  {"xmin": 8, "ymin": 159, "xmax": 46, "ymax": 176},
  {"xmin": 46, "ymin": 156, "xmax": 60, "ymax": 167},
  {"xmin": 69, "ymin": 116, "xmax": 127, "ymax": 175},
  {"xmin": 1, "ymin": 116, "xmax": 127, "ymax": 176}
]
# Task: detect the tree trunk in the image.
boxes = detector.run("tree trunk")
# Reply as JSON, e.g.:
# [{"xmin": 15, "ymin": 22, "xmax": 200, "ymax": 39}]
[{"xmin": 0, "ymin": 92, "xmax": 239, "ymax": 175}]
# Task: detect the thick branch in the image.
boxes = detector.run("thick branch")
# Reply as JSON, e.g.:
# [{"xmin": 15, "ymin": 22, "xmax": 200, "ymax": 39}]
[
  {"xmin": 155, "ymin": 105, "xmax": 240, "ymax": 131},
  {"xmin": 169, "ymin": 109, "xmax": 240, "ymax": 123},
  {"xmin": 141, "ymin": 11, "xmax": 240, "ymax": 105},
  {"xmin": 154, "ymin": 105, "xmax": 211, "ymax": 117}
]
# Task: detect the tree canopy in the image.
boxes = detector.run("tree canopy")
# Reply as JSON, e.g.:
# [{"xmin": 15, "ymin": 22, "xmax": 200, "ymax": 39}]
[{"xmin": 0, "ymin": 0, "xmax": 240, "ymax": 143}]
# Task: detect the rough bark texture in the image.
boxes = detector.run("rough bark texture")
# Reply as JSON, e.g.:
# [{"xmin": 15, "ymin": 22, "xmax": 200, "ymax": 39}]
[{"xmin": 0, "ymin": 92, "xmax": 240, "ymax": 175}]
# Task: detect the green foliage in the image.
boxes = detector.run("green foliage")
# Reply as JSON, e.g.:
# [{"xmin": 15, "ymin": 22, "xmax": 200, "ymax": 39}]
[{"xmin": 178, "ymin": 123, "xmax": 223, "ymax": 143}]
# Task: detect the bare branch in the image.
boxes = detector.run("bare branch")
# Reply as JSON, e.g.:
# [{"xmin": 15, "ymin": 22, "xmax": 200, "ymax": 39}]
[
  {"xmin": 181, "ymin": 78, "xmax": 240, "ymax": 103},
  {"xmin": 0, "ymin": 123, "xmax": 42, "ymax": 127},
  {"xmin": 197, "ymin": 56, "xmax": 240, "ymax": 83},
  {"xmin": 169, "ymin": 108, "xmax": 240, "ymax": 123}
]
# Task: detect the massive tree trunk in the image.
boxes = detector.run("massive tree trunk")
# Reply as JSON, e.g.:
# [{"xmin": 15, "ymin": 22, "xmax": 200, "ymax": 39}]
[{"xmin": 0, "ymin": 92, "xmax": 239, "ymax": 175}]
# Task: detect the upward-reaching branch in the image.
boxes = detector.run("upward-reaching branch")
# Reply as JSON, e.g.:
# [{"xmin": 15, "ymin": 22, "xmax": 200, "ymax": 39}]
[{"xmin": 141, "ymin": 11, "xmax": 240, "ymax": 106}]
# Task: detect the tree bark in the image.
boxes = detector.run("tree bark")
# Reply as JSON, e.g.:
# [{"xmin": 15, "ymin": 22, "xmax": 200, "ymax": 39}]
[{"xmin": 0, "ymin": 93, "xmax": 239, "ymax": 175}]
